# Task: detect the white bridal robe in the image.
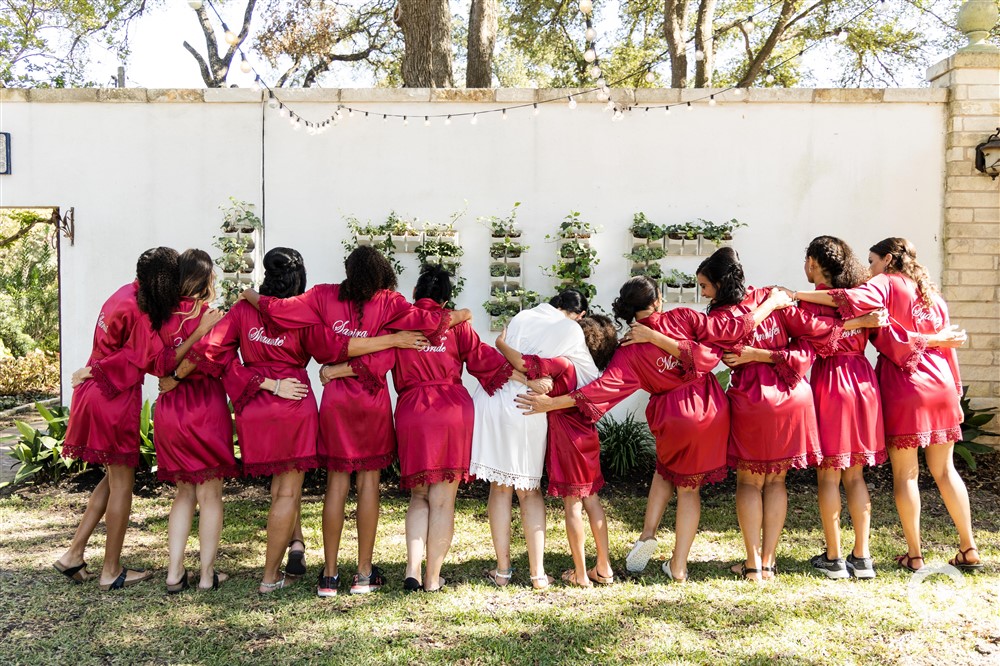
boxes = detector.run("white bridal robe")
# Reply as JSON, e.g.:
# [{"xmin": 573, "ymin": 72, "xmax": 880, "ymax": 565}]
[{"xmin": 469, "ymin": 303, "xmax": 599, "ymax": 489}]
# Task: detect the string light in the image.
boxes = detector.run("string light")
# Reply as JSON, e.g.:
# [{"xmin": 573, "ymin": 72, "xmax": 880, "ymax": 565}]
[
  {"xmin": 424, "ymin": 116, "xmax": 430, "ymax": 126},
  {"xmin": 686, "ymin": 102, "xmax": 692, "ymax": 111},
  {"xmin": 445, "ymin": 115, "xmax": 452, "ymax": 125},
  {"xmin": 278, "ymin": 105, "xmax": 288, "ymax": 118},
  {"xmin": 567, "ymin": 96, "xmax": 577, "ymax": 109},
  {"xmin": 187, "ymin": 0, "xmax": 202, "ymax": 8},
  {"xmin": 590, "ymin": 65, "xmax": 602, "ymax": 78},
  {"xmin": 267, "ymin": 96, "xmax": 278, "ymax": 109},
  {"xmin": 239, "ymin": 55, "xmax": 251, "ymax": 74},
  {"xmin": 584, "ymin": 48, "xmax": 597, "ymax": 63},
  {"xmin": 596, "ymin": 89, "xmax": 609, "ymax": 102},
  {"xmin": 533, "ymin": 103, "xmax": 540, "ymax": 116},
  {"xmin": 604, "ymin": 99, "xmax": 615, "ymax": 111},
  {"xmin": 612, "ymin": 108, "xmax": 624, "ymax": 122},
  {"xmin": 836, "ymin": 29, "xmax": 849, "ymax": 42},
  {"xmin": 223, "ymin": 26, "xmax": 238, "ymax": 46},
  {"xmin": 250, "ymin": 77, "xmax": 261, "ymax": 92},
  {"xmin": 644, "ymin": 71, "xmax": 655, "ymax": 83},
  {"xmin": 502, "ymin": 109, "xmax": 508, "ymax": 120},
  {"xmin": 578, "ymin": 0, "xmax": 593, "ymax": 15},
  {"xmin": 694, "ymin": 50, "xmax": 705, "ymax": 61},
  {"xmin": 765, "ymin": 72, "xmax": 776, "ymax": 84},
  {"xmin": 348, "ymin": 108, "xmax": 354, "ymax": 118},
  {"xmin": 664, "ymin": 105, "xmax": 671, "ymax": 116},
  {"xmin": 470, "ymin": 113, "xmax": 479, "ymax": 125},
  {"xmin": 745, "ymin": 17, "xmax": 755, "ymax": 33},
  {"xmin": 585, "ymin": 27, "xmax": 597, "ymax": 41},
  {"xmin": 708, "ymin": 95, "xmax": 716, "ymax": 106}
]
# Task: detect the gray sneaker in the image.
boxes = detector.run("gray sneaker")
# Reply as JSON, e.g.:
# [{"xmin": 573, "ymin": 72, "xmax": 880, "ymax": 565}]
[
  {"xmin": 810, "ymin": 552, "xmax": 849, "ymax": 579},
  {"xmin": 846, "ymin": 553, "xmax": 876, "ymax": 579}
]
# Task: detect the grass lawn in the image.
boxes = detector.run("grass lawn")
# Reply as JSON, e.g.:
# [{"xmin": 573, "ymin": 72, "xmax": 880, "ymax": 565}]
[{"xmin": 1, "ymin": 476, "xmax": 998, "ymax": 665}]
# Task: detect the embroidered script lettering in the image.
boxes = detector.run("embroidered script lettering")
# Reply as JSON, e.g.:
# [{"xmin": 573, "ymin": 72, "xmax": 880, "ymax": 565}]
[
  {"xmin": 331, "ymin": 320, "xmax": 369, "ymax": 338},
  {"xmin": 97, "ymin": 312, "xmax": 109, "ymax": 333},
  {"xmin": 655, "ymin": 355, "xmax": 679, "ymax": 373},
  {"xmin": 248, "ymin": 327, "xmax": 286, "ymax": 347}
]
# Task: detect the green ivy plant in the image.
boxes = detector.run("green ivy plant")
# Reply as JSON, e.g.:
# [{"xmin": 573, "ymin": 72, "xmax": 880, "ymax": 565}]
[
  {"xmin": 701, "ymin": 218, "xmax": 747, "ymax": 245},
  {"xmin": 482, "ymin": 202, "xmax": 523, "ymax": 238},
  {"xmin": 214, "ymin": 198, "xmax": 261, "ymax": 311},
  {"xmin": 547, "ymin": 211, "xmax": 600, "ymax": 300},
  {"xmin": 630, "ymin": 212, "xmax": 665, "ymax": 240}
]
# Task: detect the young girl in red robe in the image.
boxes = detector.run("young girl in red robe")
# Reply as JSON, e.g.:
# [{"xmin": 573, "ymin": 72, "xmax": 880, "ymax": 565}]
[{"xmin": 792, "ymin": 237, "xmax": 980, "ymax": 573}]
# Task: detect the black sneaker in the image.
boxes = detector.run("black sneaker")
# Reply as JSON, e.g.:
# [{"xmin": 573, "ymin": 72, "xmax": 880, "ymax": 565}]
[
  {"xmin": 317, "ymin": 571, "xmax": 339, "ymax": 597},
  {"xmin": 350, "ymin": 565, "xmax": 386, "ymax": 594},
  {"xmin": 810, "ymin": 552, "xmax": 849, "ymax": 580},
  {"xmin": 846, "ymin": 553, "xmax": 876, "ymax": 579}
]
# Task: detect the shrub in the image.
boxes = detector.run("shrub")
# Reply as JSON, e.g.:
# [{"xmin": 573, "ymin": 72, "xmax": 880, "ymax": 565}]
[
  {"xmin": 955, "ymin": 387, "xmax": 997, "ymax": 470},
  {"xmin": 598, "ymin": 411, "xmax": 656, "ymax": 480},
  {"xmin": 0, "ymin": 350, "xmax": 60, "ymax": 394},
  {"xmin": 1, "ymin": 403, "xmax": 84, "ymax": 487}
]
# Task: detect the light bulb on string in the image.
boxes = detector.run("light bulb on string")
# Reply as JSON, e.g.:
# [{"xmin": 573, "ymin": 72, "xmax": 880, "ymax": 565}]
[
  {"xmin": 644, "ymin": 71, "xmax": 655, "ymax": 83},
  {"xmin": 836, "ymin": 29, "xmax": 849, "ymax": 42},
  {"xmin": 765, "ymin": 72, "xmax": 775, "ymax": 84},
  {"xmin": 596, "ymin": 77, "xmax": 606, "ymax": 88},
  {"xmin": 267, "ymin": 96, "xmax": 278, "ymax": 109},
  {"xmin": 597, "ymin": 89, "xmax": 609, "ymax": 102},
  {"xmin": 730, "ymin": 87, "xmax": 743, "ymax": 97},
  {"xmin": 240, "ymin": 55, "xmax": 251, "ymax": 73},
  {"xmin": 708, "ymin": 95, "xmax": 716, "ymax": 106},
  {"xmin": 445, "ymin": 115, "xmax": 452, "ymax": 125},
  {"xmin": 578, "ymin": 0, "xmax": 593, "ymax": 15},
  {"xmin": 694, "ymin": 50, "xmax": 705, "ymax": 61},
  {"xmin": 585, "ymin": 27, "xmax": 597, "ymax": 41},
  {"xmin": 605, "ymin": 99, "xmax": 615, "ymax": 111},
  {"xmin": 567, "ymin": 96, "xmax": 577, "ymax": 109},
  {"xmin": 533, "ymin": 103, "xmax": 540, "ymax": 116},
  {"xmin": 187, "ymin": 0, "xmax": 202, "ymax": 9},
  {"xmin": 382, "ymin": 114, "xmax": 387, "ymax": 122},
  {"xmin": 584, "ymin": 48, "xmax": 596, "ymax": 63},
  {"xmin": 590, "ymin": 65, "xmax": 602, "ymax": 78},
  {"xmin": 745, "ymin": 17, "xmax": 755, "ymax": 33},
  {"xmin": 686, "ymin": 102, "xmax": 692, "ymax": 111},
  {"xmin": 612, "ymin": 108, "xmax": 624, "ymax": 122},
  {"xmin": 278, "ymin": 105, "xmax": 288, "ymax": 118},
  {"xmin": 424, "ymin": 116, "xmax": 430, "ymax": 126},
  {"xmin": 470, "ymin": 113, "xmax": 479, "ymax": 125},
  {"xmin": 292, "ymin": 120, "xmax": 302, "ymax": 131},
  {"xmin": 664, "ymin": 105, "xmax": 671, "ymax": 116},
  {"xmin": 502, "ymin": 109, "xmax": 508, "ymax": 121},
  {"xmin": 348, "ymin": 108, "xmax": 354, "ymax": 118},
  {"xmin": 224, "ymin": 27, "xmax": 238, "ymax": 46},
  {"xmin": 403, "ymin": 116, "xmax": 409, "ymax": 126},
  {"xmin": 250, "ymin": 77, "xmax": 261, "ymax": 92}
]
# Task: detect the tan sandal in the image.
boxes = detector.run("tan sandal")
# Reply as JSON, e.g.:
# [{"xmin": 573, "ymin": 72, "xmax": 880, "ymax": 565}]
[
  {"xmin": 561, "ymin": 569, "xmax": 591, "ymax": 587},
  {"xmin": 587, "ymin": 567, "xmax": 614, "ymax": 585}
]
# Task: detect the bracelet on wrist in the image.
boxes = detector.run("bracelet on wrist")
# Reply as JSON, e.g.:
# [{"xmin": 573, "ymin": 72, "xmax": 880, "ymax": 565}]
[{"xmin": 272, "ymin": 378, "xmax": 281, "ymax": 395}]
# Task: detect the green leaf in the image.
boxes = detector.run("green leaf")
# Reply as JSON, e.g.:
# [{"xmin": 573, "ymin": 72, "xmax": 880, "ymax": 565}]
[
  {"xmin": 14, "ymin": 420, "xmax": 38, "ymax": 442},
  {"xmin": 954, "ymin": 445, "xmax": 976, "ymax": 470},
  {"xmin": 35, "ymin": 402, "xmax": 55, "ymax": 423}
]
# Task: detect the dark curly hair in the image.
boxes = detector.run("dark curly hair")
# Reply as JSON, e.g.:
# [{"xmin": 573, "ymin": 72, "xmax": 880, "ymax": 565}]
[
  {"xmin": 413, "ymin": 264, "xmax": 453, "ymax": 305},
  {"xmin": 869, "ymin": 237, "xmax": 936, "ymax": 309},
  {"xmin": 135, "ymin": 247, "xmax": 180, "ymax": 331},
  {"xmin": 806, "ymin": 236, "xmax": 867, "ymax": 289},
  {"xmin": 578, "ymin": 314, "xmax": 618, "ymax": 371},
  {"xmin": 611, "ymin": 276, "xmax": 659, "ymax": 327},
  {"xmin": 549, "ymin": 289, "xmax": 588, "ymax": 315},
  {"xmin": 339, "ymin": 246, "xmax": 398, "ymax": 329},
  {"xmin": 697, "ymin": 247, "xmax": 746, "ymax": 312},
  {"xmin": 259, "ymin": 247, "xmax": 307, "ymax": 299}
]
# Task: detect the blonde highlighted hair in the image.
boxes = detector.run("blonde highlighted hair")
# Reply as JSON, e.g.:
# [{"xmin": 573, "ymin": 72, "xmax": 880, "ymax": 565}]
[
  {"xmin": 869, "ymin": 237, "xmax": 936, "ymax": 310},
  {"xmin": 173, "ymin": 248, "xmax": 216, "ymax": 334}
]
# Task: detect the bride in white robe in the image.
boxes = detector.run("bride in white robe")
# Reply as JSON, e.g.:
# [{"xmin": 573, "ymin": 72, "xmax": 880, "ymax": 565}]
[{"xmin": 470, "ymin": 291, "xmax": 598, "ymax": 588}]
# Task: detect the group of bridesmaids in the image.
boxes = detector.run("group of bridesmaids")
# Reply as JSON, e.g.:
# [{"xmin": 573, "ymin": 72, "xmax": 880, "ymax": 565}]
[{"xmin": 52, "ymin": 234, "xmax": 982, "ymax": 595}]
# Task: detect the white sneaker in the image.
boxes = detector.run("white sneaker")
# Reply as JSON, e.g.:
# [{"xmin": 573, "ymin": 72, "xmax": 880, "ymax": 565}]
[{"xmin": 625, "ymin": 538, "xmax": 658, "ymax": 573}]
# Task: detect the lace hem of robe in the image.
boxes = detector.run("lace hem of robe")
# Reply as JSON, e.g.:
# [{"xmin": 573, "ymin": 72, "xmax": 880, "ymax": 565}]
[
  {"xmin": 62, "ymin": 443, "xmax": 137, "ymax": 468},
  {"xmin": 656, "ymin": 462, "xmax": 729, "ymax": 488},
  {"xmin": 468, "ymin": 462, "xmax": 541, "ymax": 490},
  {"xmin": 817, "ymin": 448, "xmax": 888, "ymax": 470},
  {"xmin": 728, "ymin": 450, "xmax": 822, "ymax": 474},
  {"xmin": 242, "ymin": 455, "xmax": 319, "ymax": 478},
  {"xmin": 157, "ymin": 463, "xmax": 241, "ymax": 485},
  {"xmin": 89, "ymin": 361, "xmax": 122, "ymax": 399},
  {"xmin": 887, "ymin": 426, "xmax": 962, "ymax": 450},
  {"xmin": 546, "ymin": 475, "xmax": 605, "ymax": 498},
  {"xmin": 321, "ymin": 452, "xmax": 395, "ymax": 472},
  {"xmin": 400, "ymin": 468, "xmax": 471, "ymax": 490}
]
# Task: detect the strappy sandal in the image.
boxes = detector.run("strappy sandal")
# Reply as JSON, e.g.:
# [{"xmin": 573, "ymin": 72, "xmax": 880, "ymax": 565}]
[
  {"xmin": 661, "ymin": 559, "xmax": 687, "ymax": 583},
  {"xmin": 587, "ymin": 567, "xmax": 615, "ymax": 585},
  {"xmin": 895, "ymin": 553, "xmax": 924, "ymax": 572},
  {"xmin": 198, "ymin": 571, "xmax": 227, "ymax": 591},
  {"xmin": 166, "ymin": 569, "xmax": 191, "ymax": 595},
  {"xmin": 99, "ymin": 567, "xmax": 153, "ymax": 591},
  {"xmin": 286, "ymin": 539, "xmax": 306, "ymax": 577},
  {"xmin": 949, "ymin": 547, "xmax": 984, "ymax": 572},
  {"xmin": 761, "ymin": 564, "xmax": 777, "ymax": 580},
  {"xmin": 733, "ymin": 562, "xmax": 761, "ymax": 581},
  {"xmin": 530, "ymin": 573, "xmax": 554, "ymax": 590},
  {"xmin": 561, "ymin": 569, "xmax": 591, "ymax": 587},
  {"xmin": 53, "ymin": 560, "xmax": 91, "ymax": 584},
  {"xmin": 259, "ymin": 573, "xmax": 287, "ymax": 594},
  {"xmin": 484, "ymin": 567, "xmax": 513, "ymax": 587}
]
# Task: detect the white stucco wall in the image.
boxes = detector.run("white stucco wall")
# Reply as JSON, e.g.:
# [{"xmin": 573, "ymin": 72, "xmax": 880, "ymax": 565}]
[{"xmin": 0, "ymin": 87, "xmax": 948, "ymax": 415}]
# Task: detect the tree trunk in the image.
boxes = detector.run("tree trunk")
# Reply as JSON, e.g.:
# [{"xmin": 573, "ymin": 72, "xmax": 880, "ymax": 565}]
[
  {"xmin": 466, "ymin": 0, "xmax": 497, "ymax": 88},
  {"xmin": 737, "ymin": 0, "xmax": 799, "ymax": 87},
  {"xmin": 397, "ymin": 0, "xmax": 454, "ymax": 87},
  {"xmin": 663, "ymin": 0, "xmax": 689, "ymax": 88},
  {"xmin": 183, "ymin": 0, "xmax": 257, "ymax": 88},
  {"xmin": 693, "ymin": 0, "xmax": 716, "ymax": 87}
]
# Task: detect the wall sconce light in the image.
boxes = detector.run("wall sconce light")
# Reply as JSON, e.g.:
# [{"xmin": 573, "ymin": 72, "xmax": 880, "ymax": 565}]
[{"xmin": 974, "ymin": 127, "xmax": 1000, "ymax": 179}]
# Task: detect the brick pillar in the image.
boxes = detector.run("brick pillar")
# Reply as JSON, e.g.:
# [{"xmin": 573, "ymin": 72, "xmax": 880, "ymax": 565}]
[{"xmin": 926, "ymin": 2, "xmax": 1000, "ymax": 419}]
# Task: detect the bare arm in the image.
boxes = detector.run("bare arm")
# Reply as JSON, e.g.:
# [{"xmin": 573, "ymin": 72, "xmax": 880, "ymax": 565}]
[{"xmin": 348, "ymin": 331, "xmax": 428, "ymax": 357}]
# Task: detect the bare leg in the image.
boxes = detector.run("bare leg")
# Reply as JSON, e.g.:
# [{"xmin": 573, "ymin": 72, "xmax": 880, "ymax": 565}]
[
  {"xmin": 165, "ymin": 483, "xmax": 196, "ymax": 586},
  {"xmin": 733, "ymin": 470, "xmax": 764, "ymax": 580},
  {"xmin": 670, "ymin": 487, "xmax": 701, "ymax": 578},
  {"xmin": 487, "ymin": 483, "xmax": 514, "ymax": 577},
  {"xmin": 99, "ymin": 464, "xmax": 139, "ymax": 585},
  {"xmin": 841, "ymin": 466, "xmax": 872, "ymax": 558},
  {"xmin": 639, "ymin": 473, "xmax": 675, "ymax": 541},
  {"xmin": 262, "ymin": 470, "xmax": 304, "ymax": 588},
  {"xmin": 322, "ymin": 471, "xmax": 351, "ymax": 578},
  {"xmin": 816, "ymin": 467, "xmax": 844, "ymax": 559},
  {"xmin": 924, "ymin": 443, "xmax": 978, "ymax": 556},
  {"xmin": 57, "ymin": 474, "xmax": 110, "ymax": 571},
  {"xmin": 424, "ymin": 480, "xmax": 460, "ymax": 591},
  {"xmin": 888, "ymin": 446, "xmax": 922, "ymax": 559},
  {"xmin": 581, "ymin": 494, "xmax": 612, "ymax": 580},
  {"xmin": 562, "ymin": 497, "xmax": 591, "ymax": 586},
  {"xmin": 355, "ymin": 469, "xmax": 381, "ymax": 575},
  {"xmin": 195, "ymin": 478, "xmax": 225, "ymax": 588},
  {"xmin": 761, "ymin": 471, "xmax": 788, "ymax": 572},
  {"xmin": 515, "ymin": 487, "xmax": 548, "ymax": 586},
  {"xmin": 405, "ymin": 485, "xmax": 430, "ymax": 582}
]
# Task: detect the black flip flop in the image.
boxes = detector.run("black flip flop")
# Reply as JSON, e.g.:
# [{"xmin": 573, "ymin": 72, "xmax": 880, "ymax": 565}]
[{"xmin": 53, "ymin": 561, "xmax": 90, "ymax": 584}]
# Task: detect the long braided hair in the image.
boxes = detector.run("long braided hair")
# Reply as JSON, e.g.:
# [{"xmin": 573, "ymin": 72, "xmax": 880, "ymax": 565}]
[
  {"xmin": 135, "ymin": 247, "xmax": 180, "ymax": 331},
  {"xmin": 339, "ymin": 246, "xmax": 398, "ymax": 330},
  {"xmin": 806, "ymin": 236, "xmax": 867, "ymax": 289},
  {"xmin": 869, "ymin": 237, "xmax": 936, "ymax": 309}
]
